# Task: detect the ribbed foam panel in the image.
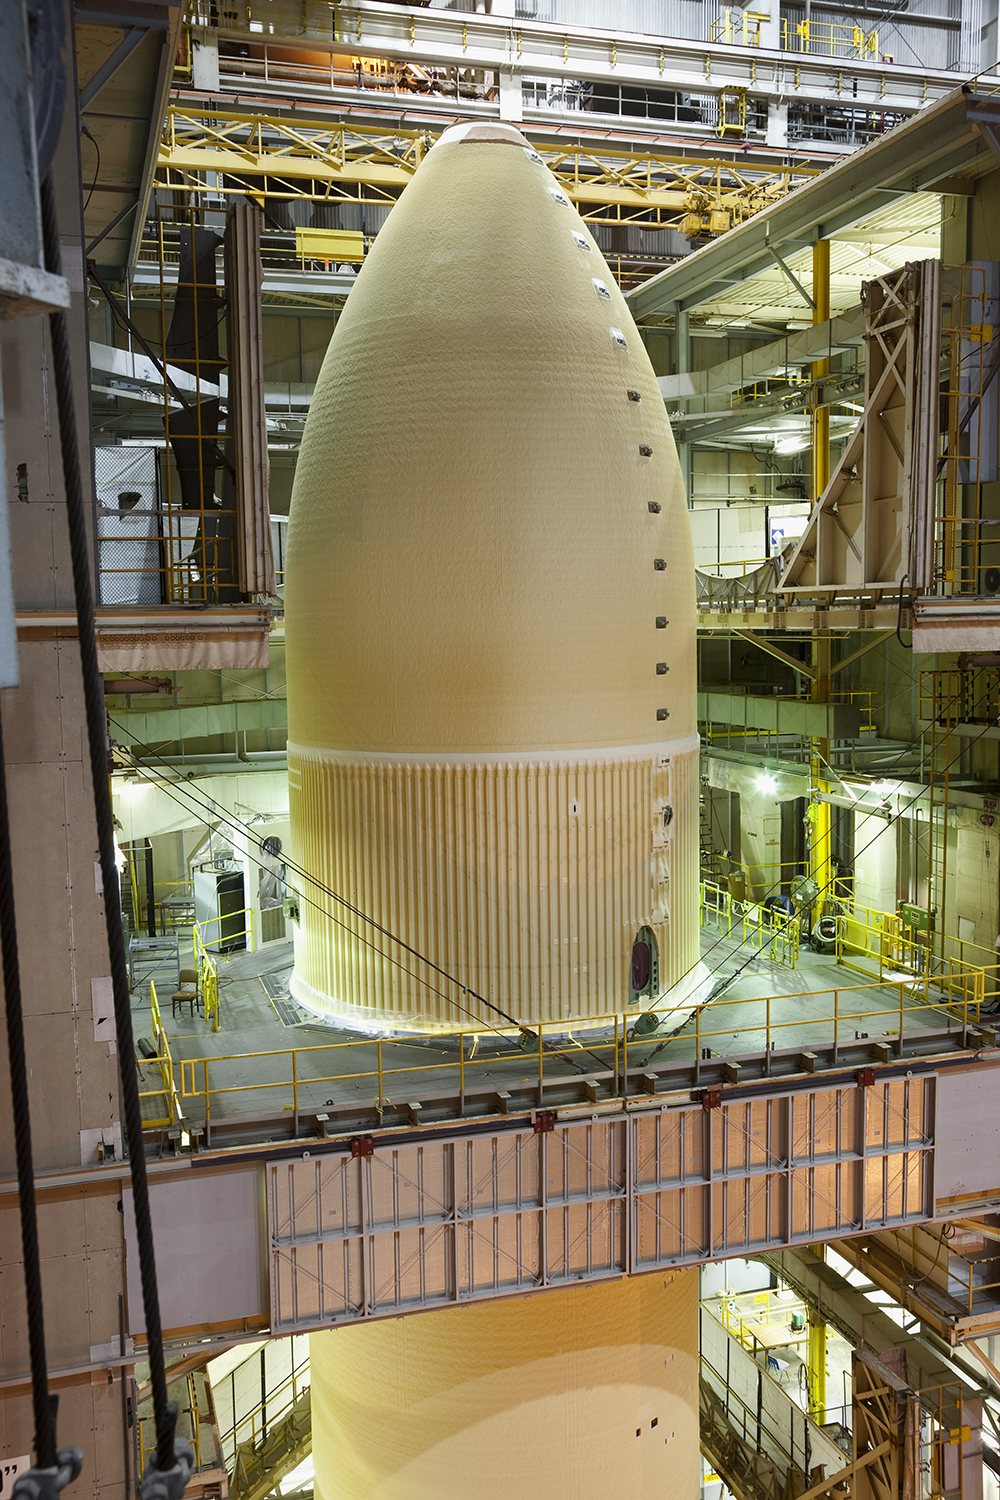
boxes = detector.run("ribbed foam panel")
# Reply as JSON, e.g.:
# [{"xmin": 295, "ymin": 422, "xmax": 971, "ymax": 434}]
[
  {"xmin": 310, "ymin": 1272, "xmax": 700, "ymax": 1500},
  {"xmin": 284, "ymin": 120, "xmax": 698, "ymax": 1028},
  {"xmin": 289, "ymin": 739, "xmax": 700, "ymax": 1027}
]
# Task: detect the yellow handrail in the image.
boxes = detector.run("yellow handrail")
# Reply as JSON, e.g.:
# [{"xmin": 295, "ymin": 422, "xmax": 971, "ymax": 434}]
[
  {"xmin": 164, "ymin": 968, "xmax": 984, "ymax": 1131},
  {"xmin": 780, "ymin": 16, "xmax": 878, "ymax": 55},
  {"xmin": 700, "ymin": 878, "xmax": 801, "ymax": 967},
  {"xmin": 192, "ymin": 922, "xmax": 221, "ymax": 1031},
  {"xmin": 194, "ymin": 905, "xmax": 254, "ymax": 954},
  {"xmin": 834, "ymin": 897, "xmax": 998, "ymax": 1004},
  {"xmin": 138, "ymin": 980, "xmax": 177, "ymax": 1128}
]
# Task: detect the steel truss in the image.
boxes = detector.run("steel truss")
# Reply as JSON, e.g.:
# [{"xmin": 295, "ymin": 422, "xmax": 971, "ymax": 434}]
[
  {"xmin": 267, "ymin": 1073, "xmax": 933, "ymax": 1332},
  {"xmin": 157, "ymin": 106, "xmax": 819, "ymax": 229},
  {"xmin": 779, "ymin": 260, "xmax": 998, "ymax": 605}
]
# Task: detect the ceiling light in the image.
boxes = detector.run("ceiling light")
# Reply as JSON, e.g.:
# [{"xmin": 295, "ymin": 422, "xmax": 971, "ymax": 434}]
[{"xmin": 757, "ymin": 774, "xmax": 777, "ymax": 792}]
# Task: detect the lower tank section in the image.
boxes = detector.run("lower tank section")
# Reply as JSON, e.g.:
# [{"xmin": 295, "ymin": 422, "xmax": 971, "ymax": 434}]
[
  {"xmin": 310, "ymin": 1272, "xmax": 699, "ymax": 1500},
  {"xmin": 289, "ymin": 737, "xmax": 701, "ymax": 1029}
]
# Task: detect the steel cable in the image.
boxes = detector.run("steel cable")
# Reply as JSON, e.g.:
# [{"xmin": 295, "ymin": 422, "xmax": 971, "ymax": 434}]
[
  {"xmin": 0, "ymin": 711, "xmax": 56, "ymax": 1469},
  {"xmin": 40, "ymin": 175, "xmax": 174, "ymax": 1474}
]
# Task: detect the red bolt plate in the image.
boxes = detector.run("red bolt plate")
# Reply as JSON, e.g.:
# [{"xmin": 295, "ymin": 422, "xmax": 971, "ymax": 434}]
[
  {"xmin": 855, "ymin": 1069, "xmax": 876, "ymax": 1089},
  {"xmin": 701, "ymin": 1089, "xmax": 723, "ymax": 1110},
  {"xmin": 350, "ymin": 1135, "xmax": 375, "ymax": 1158},
  {"xmin": 533, "ymin": 1112, "xmax": 557, "ymax": 1134}
]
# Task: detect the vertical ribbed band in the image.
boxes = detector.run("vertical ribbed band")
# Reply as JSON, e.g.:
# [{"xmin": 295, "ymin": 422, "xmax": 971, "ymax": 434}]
[{"xmin": 288, "ymin": 740, "xmax": 700, "ymax": 1029}]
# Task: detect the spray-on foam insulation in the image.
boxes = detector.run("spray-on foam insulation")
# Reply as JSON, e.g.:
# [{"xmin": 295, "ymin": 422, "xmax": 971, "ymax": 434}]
[{"xmin": 285, "ymin": 121, "xmax": 699, "ymax": 1027}]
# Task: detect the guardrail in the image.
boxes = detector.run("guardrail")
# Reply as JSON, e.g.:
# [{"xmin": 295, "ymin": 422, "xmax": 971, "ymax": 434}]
[
  {"xmin": 195, "ymin": 905, "xmax": 254, "ymax": 956},
  {"xmin": 781, "ymin": 17, "xmax": 879, "ymax": 56},
  {"xmin": 700, "ymin": 878, "xmax": 801, "ymax": 967},
  {"xmin": 221, "ymin": 1364, "xmax": 310, "ymax": 1464},
  {"xmin": 138, "ymin": 980, "xmax": 178, "ymax": 1128},
  {"xmin": 192, "ymin": 922, "xmax": 222, "ymax": 1031},
  {"xmin": 166, "ymin": 970, "xmax": 983, "ymax": 1133},
  {"xmin": 835, "ymin": 898, "xmax": 998, "ymax": 1005}
]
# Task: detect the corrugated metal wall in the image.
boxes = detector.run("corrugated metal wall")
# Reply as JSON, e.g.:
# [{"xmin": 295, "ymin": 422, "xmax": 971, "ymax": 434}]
[
  {"xmin": 515, "ymin": 0, "xmax": 708, "ymax": 40},
  {"xmin": 435, "ymin": 0, "xmax": 960, "ymax": 71}
]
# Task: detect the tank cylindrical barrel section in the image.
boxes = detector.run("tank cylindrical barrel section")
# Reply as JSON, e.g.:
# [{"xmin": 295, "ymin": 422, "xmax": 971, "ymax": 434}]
[{"xmin": 284, "ymin": 120, "xmax": 698, "ymax": 1030}]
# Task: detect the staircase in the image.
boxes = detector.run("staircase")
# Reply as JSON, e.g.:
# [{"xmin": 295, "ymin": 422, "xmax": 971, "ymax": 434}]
[{"xmin": 230, "ymin": 1387, "xmax": 312, "ymax": 1500}]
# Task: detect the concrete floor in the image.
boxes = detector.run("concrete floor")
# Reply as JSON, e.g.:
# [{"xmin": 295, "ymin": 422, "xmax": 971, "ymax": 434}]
[{"xmin": 133, "ymin": 922, "xmax": 974, "ymax": 1133}]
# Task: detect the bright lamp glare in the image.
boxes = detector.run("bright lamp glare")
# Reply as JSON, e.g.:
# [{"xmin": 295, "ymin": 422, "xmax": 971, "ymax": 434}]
[{"xmin": 758, "ymin": 774, "xmax": 777, "ymax": 793}]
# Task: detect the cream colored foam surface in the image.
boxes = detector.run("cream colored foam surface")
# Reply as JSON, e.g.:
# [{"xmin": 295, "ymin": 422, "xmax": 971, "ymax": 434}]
[
  {"xmin": 310, "ymin": 1273, "xmax": 700, "ymax": 1500},
  {"xmin": 285, "ymin": 124, "xmax": 697, "ymax": 1027}
]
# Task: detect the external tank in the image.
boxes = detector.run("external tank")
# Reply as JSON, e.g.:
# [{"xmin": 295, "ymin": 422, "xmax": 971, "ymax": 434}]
[
  {"xmin": 284, "ymin": 120, "xmax": 699, "ymax": 1030},
  {"xmin": 310, "ymin": 1273, "xmax": 700, "ymax": 1500}
]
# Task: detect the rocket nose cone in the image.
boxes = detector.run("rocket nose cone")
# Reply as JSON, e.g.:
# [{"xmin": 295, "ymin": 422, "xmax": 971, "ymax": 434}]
[{"xmin": 434, "ymin": 120, "xmax": 532, "ymax": 149}]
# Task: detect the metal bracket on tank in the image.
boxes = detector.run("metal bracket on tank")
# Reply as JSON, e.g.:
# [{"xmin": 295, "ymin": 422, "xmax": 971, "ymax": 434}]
[
  {"xmin": 533, "ymin": 1112, "xmax": 557, "ymax": 1134},
  {"xmin": 350, "ymin": 1135, "xmax": 375, "ymax": 1157}
]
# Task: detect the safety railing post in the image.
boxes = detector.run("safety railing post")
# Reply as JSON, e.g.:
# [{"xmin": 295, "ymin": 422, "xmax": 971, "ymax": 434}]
[
  {"xmin": 459, "ymin": 1033, "xmax": 465, "ymax": 1116},
  {"xmin": 898, "ymin": 982, "xmax": 905, "ymax": 1057},
  {"xmin": 614, "ymin": 1015, "xmax": 620, "ymax": 1096},
  {"xmin": 292, "ymin": 1049, "xmax": 299, "ymax": 1135},
  {"xmin": 833, "ymin": 988, "xmax": 839, "ymax": 1065},
  {"xmin": 695, "ymin": 1005, "xmax": 701, "ymax": 1086},
  {"xmin": 377, "ymin": 1039, "xmax": 383, "ymax": 1113},
  {"xmin": 765, "ymin": 993, "xmax": 771, "ymax": 1075},
  {"xmin": 538, "ymin": 1025, "xmax": 544, "ymax": 1106},
  {"xmin": 204, "ymin": 1058, "xmax": 211, "ymax": 1148},
  {"xmin": 623, "ymin": 1016, "xmax": 630, "ymax": 1097}
]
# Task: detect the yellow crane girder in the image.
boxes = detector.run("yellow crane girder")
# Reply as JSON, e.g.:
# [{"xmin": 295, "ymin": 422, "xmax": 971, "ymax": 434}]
[{"xmin": 157, "ymin": 105, "xmax": 818, "ymax": 227}]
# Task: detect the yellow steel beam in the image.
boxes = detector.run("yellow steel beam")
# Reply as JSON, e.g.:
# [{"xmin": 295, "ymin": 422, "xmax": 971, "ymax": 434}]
[
  {"xmin": 156, "ymin": 106, "xmax": 818, "ymax": 223},
  {"xmin": 807, "ymin": 1311, "xmax": 828, "ymax": 1423}
]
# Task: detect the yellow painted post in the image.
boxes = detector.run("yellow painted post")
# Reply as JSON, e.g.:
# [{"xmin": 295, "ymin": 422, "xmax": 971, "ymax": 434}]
[
  {"xmin": 811, "ymin": 238, "xmax": 831, "ymax": 504},
  {"xmin": 808, "ymin": 1312, "xmax": 827, "ymax": 1422},
  {"xmin": 810, "ymin": 247, "xmax": 831, "ymax": 927}
]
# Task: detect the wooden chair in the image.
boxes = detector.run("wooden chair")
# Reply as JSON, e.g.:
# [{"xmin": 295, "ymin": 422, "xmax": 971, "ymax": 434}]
[{"xmin": 171, "ymin": 989, "xmax": 197, "ymax": 1019}]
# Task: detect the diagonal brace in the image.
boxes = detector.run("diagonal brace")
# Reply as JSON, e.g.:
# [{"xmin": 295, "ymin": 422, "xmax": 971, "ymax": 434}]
[
  {"xmin": 731, "ymin": 628, "xmax": 817, "ymax": 680},
  {"xmin": 769, "ymin": 245, "xmax": 816, "ymax": 310}
]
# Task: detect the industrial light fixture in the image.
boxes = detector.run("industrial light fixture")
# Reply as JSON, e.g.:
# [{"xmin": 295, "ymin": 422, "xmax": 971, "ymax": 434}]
[{"xmin": 758, "ymin": 773, "xmax": 777, "ymax": 792}]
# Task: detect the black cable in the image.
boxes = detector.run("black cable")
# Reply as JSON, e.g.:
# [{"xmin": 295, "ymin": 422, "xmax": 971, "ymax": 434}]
[
  {"xmin": 81, "ymin": 125, "xmax": 100, "ymax": 214},
  {"xmin": 0, "ymin": 711, "xmax": 55, "ymax": 1470},
  {"xmin": 107, "ymin": 724, "xmax": 529, "ymax": 1034},
  {"xmin": 113, "ymin": 678, "xmax": 991, "ymax": 1043},
  {"xmin": 39, "ymin": 174, "xmax": 175, "ymax": 1476},
  {"xmin": 896, "ymin": 572, "xmax": 910, "ymax": 648},
  {"xmin": 107, "ymin": 744, "xmax": 608, "ymax": 1071},
  {"xmin": 711, "ymin": 709, "xmax": 1000, "ymax": 996},
  {"xmin": 653, "ymin": 670, "xmax": 996, "ymax": 1009},
  {"xmin": 109, "ymin": 742, "xmax": 511, "ymax": 1032}
]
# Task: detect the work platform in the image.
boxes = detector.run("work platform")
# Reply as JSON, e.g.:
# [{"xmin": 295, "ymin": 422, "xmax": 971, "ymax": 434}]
[{"xmin": 12, "ymin": 939, "xmax": 983, "ymax": 1371}]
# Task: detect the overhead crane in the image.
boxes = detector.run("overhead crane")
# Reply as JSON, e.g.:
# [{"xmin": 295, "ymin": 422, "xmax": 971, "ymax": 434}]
[{"xmin": 157, "ymin": 105, "xmax": 820, "ymax": 239}]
